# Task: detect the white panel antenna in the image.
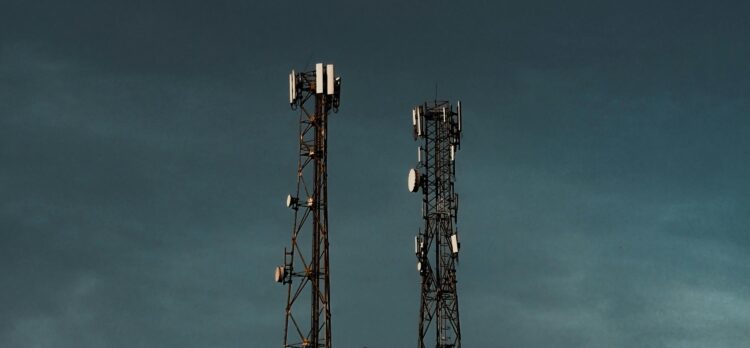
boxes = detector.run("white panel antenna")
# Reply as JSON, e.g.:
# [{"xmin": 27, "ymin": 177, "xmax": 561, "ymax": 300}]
[
  {"xmin": 289, "ymin": 72, "xmax": 295, "ymax": 104},
  {"xmin": 291, "ymin": 70, "xmax": 296, "ymax": 101},
  {"xmin": 416, "ymin": 107, "xmax": 422, "ymax": 136},
  {"xmin": 450, "ymin": 234, "xmax": 459, "ymax": 254},
  {"xmin": 457, "ymin": 100, "xmax": 462, "ymax": 131},
  {"xmin": 315, "ymin": 63, "xmax": 324, "ymax": 94},
  {"xmin": 326, "ymin": 64, "xmax": 335, "ymax": 95}
]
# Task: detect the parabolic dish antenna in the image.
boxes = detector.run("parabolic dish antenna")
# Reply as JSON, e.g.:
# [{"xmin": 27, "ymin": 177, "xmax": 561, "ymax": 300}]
[
  {"xmin": 286, "ymin": 194, "xmax": 298, "ymax": 208},
  {"xmin": 274, "ymin": 266, "xmax": 285, "ymax": 283},
  {"xmin": 408, "ymin": 168, "xmax": 421, "ymax": 193}
]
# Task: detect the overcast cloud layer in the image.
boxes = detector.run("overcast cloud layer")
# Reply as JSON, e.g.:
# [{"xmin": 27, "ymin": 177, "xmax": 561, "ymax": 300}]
[{"xmin": 1, "ymin": 1, "xmax": 749, "ymax": 347}]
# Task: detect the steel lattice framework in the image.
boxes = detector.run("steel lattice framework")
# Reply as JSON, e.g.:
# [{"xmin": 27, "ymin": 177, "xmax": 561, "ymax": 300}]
[
  {"xmin": 408, "ymin": 100, "xmax": 463, "ymax": 348},
  {"xmin": 276, "ymin": 64, "xmax": 340, "ymax": 348}
]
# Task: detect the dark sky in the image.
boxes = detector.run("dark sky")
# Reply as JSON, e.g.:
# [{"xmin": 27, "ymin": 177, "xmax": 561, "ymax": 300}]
[{"xmin": 2, "ymin": 1, "xmax": 749, "ymax": 347}]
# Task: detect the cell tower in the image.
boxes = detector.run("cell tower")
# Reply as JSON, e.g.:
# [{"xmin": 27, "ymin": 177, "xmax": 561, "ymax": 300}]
[
  {"xmin": 407, "ymin": 100, "xmax": 463, "ymax": 348},
  {"xmin": 275, "ymin": 63, "xmax": 341, "ymax": 348}
]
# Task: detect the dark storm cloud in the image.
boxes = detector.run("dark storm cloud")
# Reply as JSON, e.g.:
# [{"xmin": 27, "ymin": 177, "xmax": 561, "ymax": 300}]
[
  {"xmin": 0, "ymin": 43, "xmax": 276, "ymax": 347},
  {"xmin": 2, "ymin": 1, "xmax": 749, "ymax": 347}
]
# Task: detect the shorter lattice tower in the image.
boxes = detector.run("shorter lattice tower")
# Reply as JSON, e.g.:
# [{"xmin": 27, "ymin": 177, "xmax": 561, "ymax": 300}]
[{"xmin": 407, "ymin": 100, "xmax": 463, "ymax": 348}]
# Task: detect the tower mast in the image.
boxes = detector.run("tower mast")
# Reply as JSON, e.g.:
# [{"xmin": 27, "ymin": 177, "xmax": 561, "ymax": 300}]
[
  {"xmin": 276, "ymin": 63, "xmax": 341, "ymax": 348},
  {"xmin": 407, "ymin": 100, "xmax": 463, "ymax": 348}
]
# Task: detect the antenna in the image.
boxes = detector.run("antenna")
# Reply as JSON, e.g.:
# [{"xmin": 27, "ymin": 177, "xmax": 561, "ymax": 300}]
[
  {"xmin": 276, "ymin": 63, "xmax": 342, "ymax": 348},
  {"xmin": 407, "ymin": 100, "xmax": 464, "ymax": 348}
]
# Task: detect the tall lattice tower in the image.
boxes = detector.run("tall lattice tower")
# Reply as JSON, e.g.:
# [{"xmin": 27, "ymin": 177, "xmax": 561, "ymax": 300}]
[
  {"xmin": 407, "ymin": 100, "xmax": 463, "ymax": 348},
  {"xmin": 275, "ymin": 63, "xmax": 341, "ymax": 348}
]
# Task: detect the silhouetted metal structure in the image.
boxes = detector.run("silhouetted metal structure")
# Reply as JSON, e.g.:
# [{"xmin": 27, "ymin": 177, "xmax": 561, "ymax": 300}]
[
  {"xmin": 275, "ymin": 63, "xmax": 341, "ymax": 348},
  {"xmin": 408, "ymin": 100, "xmax": 463, "ymax": 348}
]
